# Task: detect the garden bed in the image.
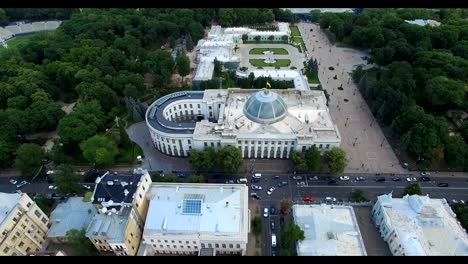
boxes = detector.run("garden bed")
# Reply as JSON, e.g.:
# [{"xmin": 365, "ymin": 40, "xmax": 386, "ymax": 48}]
[
  {"xmin": 249, "ymin": 59, "xmax": 291, "ymax": 67},
  {"xmin": 249, "ymin": 48, "xmax": 289, "ymax": 55}
]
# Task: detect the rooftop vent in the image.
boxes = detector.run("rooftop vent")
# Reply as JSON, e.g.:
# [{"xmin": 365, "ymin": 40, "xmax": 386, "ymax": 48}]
[
  {"xmin": 225, "ymin": 202, "xmax": 229, "ymax": 207},
  {"xmin": 107, "ymin": 181, "xmax": 114, "ymax": 186},
  {"xmin": 124, "ymin": 189, "xmax": 129, "ymax": 197}
]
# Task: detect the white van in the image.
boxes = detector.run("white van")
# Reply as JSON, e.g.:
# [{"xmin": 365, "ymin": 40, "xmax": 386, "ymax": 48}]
[
  {"xmin": 237, "ymin": 178, "xmax": 247, "ymax": 184},
  {"xmin": 271, "ymin": 234, "xmax": 277, "ymax": 247},
  {"xmin": 253, "ymin": 173, "xmax": 262, "ymax": 179}
]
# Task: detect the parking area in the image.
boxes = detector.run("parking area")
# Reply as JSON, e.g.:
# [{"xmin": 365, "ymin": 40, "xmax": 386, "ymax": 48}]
[{"xmin": 353, "ymin": 206, "xmax": 391, "ymax": 256}]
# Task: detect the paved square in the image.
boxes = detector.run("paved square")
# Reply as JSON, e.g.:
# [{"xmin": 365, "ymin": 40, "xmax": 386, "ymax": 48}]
[{"xmin": 298, "ymin": 22, "xmax": 404, "ymax": 174}]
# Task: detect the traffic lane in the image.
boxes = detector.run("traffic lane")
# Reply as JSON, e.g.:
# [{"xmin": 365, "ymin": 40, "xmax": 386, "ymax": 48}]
[
  {"xmin": 257, "ymin": 200, "xmax": 271, "ymax": 256},
  {"xmin": 295, "ymin": 185, "xmax": 468, "ymax": 201},
  {"xmin": 302, "ymin": 177, "xmax": 468, "ymax": 188}
]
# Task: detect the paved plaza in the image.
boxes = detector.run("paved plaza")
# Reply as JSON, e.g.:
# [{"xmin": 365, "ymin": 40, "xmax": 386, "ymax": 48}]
[
  {"xmin": 239, "ymin": 43, "xmax": 306, "ymax": 70},
  {"xmin": 298, "ymin": 22, "xmax": 404, "ymax": 174}
]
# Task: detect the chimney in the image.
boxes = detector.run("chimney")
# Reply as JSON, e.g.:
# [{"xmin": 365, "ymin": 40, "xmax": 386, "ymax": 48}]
[{"xmin": 225, "ymin": 202, "xmax": 229, "ymax": 207}]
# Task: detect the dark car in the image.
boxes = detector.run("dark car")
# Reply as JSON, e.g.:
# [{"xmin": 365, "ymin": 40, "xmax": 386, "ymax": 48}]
[
  {"xmin": 438, "ymin": 182, "xmax": 449, "ymax": 187},
  {"xmin": 328, "ymin": 180, "xmax": 339, "ymax": 185},
  {"xmin": 392, "ymin": 177, "xmax": 401, "ymax": 181},
  {"xmin": 270, "ymin": 206, "xmax": 276, "ymax": 215},
  {"xmin": 176, "ymin": 172, "xmax": 187, "ymax": 178},
  {"xmin": 270, "ymin": 220, "xmax": 275, "ymax": 230},
  {"xmin": 278, "ymin": 181, "xmax": 288, "ymax": 187},
  {"xmin": 375, "ymin": 177, "xmax": 386, "ymax": 182},
  {"xmin": 271, "ymin": 249, "xmax": 276, "ymax": 256},
  {"xmin": 251, "ymin": 178, "xmax": 260, "ymax": 183},
  {"xmin": 420, "ymin": 176, "xmax": 431, "ymax": 182},
  {"xmin": 250, "ymin": 193, "xmax": 262, "ymax": 200}
]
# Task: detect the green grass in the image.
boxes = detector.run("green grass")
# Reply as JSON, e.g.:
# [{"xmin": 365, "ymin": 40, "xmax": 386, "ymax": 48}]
[
  {"xmin": 83, "ymin": 191, "xmax": 93, "ymax": 202},
  {"xmin": 290, "ymin": 25, "xmax": 301, "ymax": 37},
  {"xmin": 249, "ymin": 48, "xmax": 289, "ymax": 55},
  {"xmin": 305, "ymin": 71, "xmax": 320, "ymax": 84},
  {"xmin": 249, "ymin": 59, "xmax": 291, "ymax": 67},
  {"xmin": 292, "ymin": 36, "xmax": 306, "ymax": 52},
  {"xmin": 0, "ymin": 34, "xmax": 36, "ymax": 57}
]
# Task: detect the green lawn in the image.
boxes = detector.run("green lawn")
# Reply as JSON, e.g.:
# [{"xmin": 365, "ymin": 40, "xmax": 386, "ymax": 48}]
[
  {"xmin": 249, "ymin": 59, "xmax": 291, "ymax": 67},
  {"xmin": 249, "ymin": 48, "xmax": 289, "ymax": 55},
  {"xmin": 305, "ymin": 71, "xmax": 320, "ymax": 84},
  {"xmin": 0, "ymin": 34, "xmax": 37, "ymax": 57},
  {"xmin": 290, "ymin": 25, "xmax": 301, "ymax": 37},
  {"xmin": 292, "ymin": 36, "xmax": 307, "ymax": 52}
]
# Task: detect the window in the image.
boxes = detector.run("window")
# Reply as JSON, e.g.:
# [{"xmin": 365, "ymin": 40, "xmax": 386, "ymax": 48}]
[
  {"xmin": 25, "ymin": 247, "xmax": 31, "ymax": 253},
  {"xmin": 194, "ymin": 246, "xmax": 198, "ymax": 249},
  {"xmin": 130, "ymin": 233, "xmax": 134, "ymax": 238},
  {"xmin": 229, "ymin": 244, "xmax": 233, "ymax": 248},
  {"xmin": 210, "ymin": 142, "xmax": 214, "ymax": 147},
  {"xmin": 159, "ymin": 245, "xmax": 163, "ymax": 248},
  {"xmin": 190, "ymin": 104, "xmax": 192, "ymax": 108},
  {"xmin": 185, "ymin": 110, "xmax": 188, "ymax": 115},
  {"xmin": 157, "ymin": 240, "xmax": 161, "ymax": 243},
  {"xmin": 197, "ymin": 104, "xmax": 200, "ymax": 108},
  {"xmin": 171, "ymin": 240, "xmax": 175, "ymax": 243},
  {"xmin": 178, "ymin": 105, "xmax": 181, "ymax": 109},
  {"xmin": 204, "ymin": 142, "xmax": 207, "ymax": 147},
  {"xmin": 173, "ymin": 245, "xmax": 176, "ymax": 248},
  {"xmin": 215, "ymin": 243, "xmax": 219, "ymax": 248},
  {"xmin": 188, "ymin": 140, "xmax": 191, "ymax": 144},
  {"xmin": 236, "ymin": 244, "xmax": 240, "ymax": 249},
  {"xmin": 208, "ymin": 243, "xmax": 212, "ymax": 248},
  {"xmin": 34, "ymin": 210, "xmax": 41, "ymax": 218},
  {"xmin": 285, "ymin": 142, "xmax": 288, "ymax": 145},
  {"xmin": 186, "ymin": 241, "xmax": 189, "ymax": 244},
  {"xmin": 222, "ymin": 244, "xmax": 226, "ymax": 248},
  {"xmin": 21, "ymin": 224, "xmax": 26, "ymax": 229},
  {"xmin": 26, "ymin": 202, "xmax": 32, "ymax": 208},
  {"xmin": 193, "ymin": 241, "xmax": 196, "ymax": 244},
  {"xmin": 3, "ymin": 247, "xmax": 10, "ymax": 253},
  {"xmin": 208, "ymin": 106, "xmax": 212, "ymax": 110},
  {"xmin": 326, "ymin": 144, "xmax": 330, "ymax": 149},
  {"xmin": 184, "ymin": 104, "xmax": 187, "ymax": 108},
  {"xmin": 291, "ymin": 142, "xmax": 295, "ymax": 145},
  {"xmin": 201, "ymin": 243, "xmax": 205, "ymax": 248}
]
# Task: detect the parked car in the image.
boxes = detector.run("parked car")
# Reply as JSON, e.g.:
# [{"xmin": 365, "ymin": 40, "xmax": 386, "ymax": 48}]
[
  {"xmin": 251, "ymin": 178, "xmax": 260, "ymax": 183},
  {"xmin": 176, "ymin": 172, "xmax": 187, "ymax": 178},
  {"xmin": 82, "ymin": 184, "xmax": 91, "ymax": 190},
  {"xmin": 419, "ymin": 176, "xmax": 431, "ymax": 182},
  {"xmin": 270, "ymin": 206, "xmax": 276, "ymax": 215},
  {"xmin": 267, "ymin": 187, "xmax": 276, "ymax": 195},
  {"xmin": 226, "ymin": 180, "xmax": 235, "ymax": 184},
  {"xmin": 339, "ymin": 176, "xmax": 350, "ymax": 181},
  {"xmin": 16, "ymin": 180, "xmax": 28, "ymax": 189},
  {"xmin": 392, "ymin": 177, "xmax": 401, "ymax": 181},
  {"xmin": 309, "ymin": 176, "xmax": 319, "ymax": 181},
  {"xmin": 270, "ymin": 220, "xmax": 275, "ymax": 231},
  {"xmin": 250, "ymin": 193, "xmax": 261, "ymax": 200},
  {"xmin": 9, "ymin": 179, "xmax": 17, "ymax": 185},
  {"xmin": 375, "ymin": 177, "xmax": 386, "ymax": 182},
  {"xmin": 46, "ymin": 170, "xmax": 55, "ymax": 175},
  {"xmin": 406, "ymin": 177, "xmax": 417, "ymax": 182},
  {"xmin": 51, "ymin": 193, "xmax": 66, "ymax": 200},
  {"xmin": 251, "ymin": 185, "xmax": 262, "ymax": 191},
  {"xmin": 278, "ymin": 181, "xmax": 288, "ymax": 187},
  {"xmin": 48, "ymin": 185, "xmax": 57, "ymax": 190},
  {"xmin": 303, "ymin": 196, "xmax": 314, "ymax": 202},
  {"xmin": 437, "ymin": 182, "xmax": 449, "ymax": 187},
  {"xmin": 297, "ymin": 181, "xmax": 306, "ymax": 186},
  {"xmin": 292, "ymin": 176, "xmax": 302, "ymax": 180},
  {"xmin": 325, "ymin": 197, "xmax": 337, "ymax": 203},
  {"xmin": 355, "ymin": 177, "xmax": 365, "ymax": 181},
  {"xmin": 420, "ymin": 171, "xmax": 431, "ymax": 176},
  {"xmin": 274, "ymin": 175, "xmax": 280, "ymax": 180},
  {"xmin": 263, "ymin": 207, "xmax": 269, "ymax": 218},
  {"xmin": 328, "ymin": 180, "xmax": 339, "ymax": 185},
  {"xmin": 252, "ymin": 173, "xmax": 262, "ymax": 179}
]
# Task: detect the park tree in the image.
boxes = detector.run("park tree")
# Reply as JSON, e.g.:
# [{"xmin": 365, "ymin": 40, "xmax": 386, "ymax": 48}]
[
  {"xmin": 189, "ymin": 149, "xmax": 204, "ymax": 172},
  {"xmin": 403, "ymin": 183, "xmax": 423, "ymax": 196},
  {"xmin": 175, "ymin": 53, "xmax": 190, "ymax": 84},
  {"xmin": 80, "ymin": 135, "xmax": 119, "ymax": 166},
  {"xmin": 187, "ymin": 175, "xmax": 206, "ymax": 183},
  {"xmin": 53, "ymin": 164, "xmax": 83, "ymax": 195},
  {"xmin": 220, "ymin": 145, "xmax": 243, "ymax": 174},
  {"xmin": 290, "ymin": 152, "xmax": 308, "ymax": 173},
  {"xmin": 48, "ymin": 140, "xmax": 71, "ymax": 165},
  {"xmin": 391, "ymin": 105, "xmax": 429, "ymax": 134},
  {"xmin": 251, "ymin": 216, "xmax": 263, "ymax": 237},
  {"xmin": 75, "ymin": 81, "xmax": 119, "ymax": 112},
  {"xmin": 304, "ymin": 146, "xmax": 321, "ymax": 171},
  {"xmin": 188, "ymin": 22, "xmax": 205, "ymax": 42},
  {"xmin": 444, "ymin": 135, "xmax": 467, "ymax": 169},
  {"xmin": 0, "ymin": 140, "xmax": 13, "ymax": 169},
  {"xmin": 425, "ymin": 76, "xmax": 465, "ymax": 109},
  {"xmin": 218, "ymin": 8, "xmax": 237, "ymax": 27},
  {"xmin": 15, "ymin": 143, "xmax": 45, "ymax": 175},
  {"xmin": 326, "ymin": 147, "xmax": 348, "ymax": 175},
  {"xmin": 145, "ymin": 49, "xmax": 175, "ymax": 88},
  {"xmin": 350, "ymin": 189, "xmax": 368, "ymax": 202},
  {"xmin": 280, "ymin": 221, "xmax": 305, "ymax": 253},
  {"xmin": 280, "ymin": 199, "xmax": 292, "ymax": 215},
  {"xmin": 118, "ymin": 122, "xmax": 132, "ymax": 149},
  {"xmin": 185, "ymin": 34, "xmax": 194, "ymax": 51},
  {"xmin": 58, "ymin": 114, "xmax": 99, "ymax": 148},
  {"xmin": 66, "ymin": 229, "xmax": 98, "ymax": 256}
]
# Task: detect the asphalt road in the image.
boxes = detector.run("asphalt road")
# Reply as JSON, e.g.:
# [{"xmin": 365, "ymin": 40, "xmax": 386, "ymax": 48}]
[{"xmin": 241, "ymin": 173, "xmax": 468, "ymax": 255}]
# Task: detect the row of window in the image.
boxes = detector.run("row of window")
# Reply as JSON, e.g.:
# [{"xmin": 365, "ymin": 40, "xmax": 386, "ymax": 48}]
[
  {"xmin": 150, "ymin": 243, "xmax": 241, "ymax": 250},
  {"xmin": 204, "ymin": 142, "xmax": 221, "ymax": 148},
  {"xmin": 159, "ymin": 137, "xmax": 191, "ymax": 145},
  {"xmin": 238, "ymin": 140, "xmax": 295, "ymax": 146}
]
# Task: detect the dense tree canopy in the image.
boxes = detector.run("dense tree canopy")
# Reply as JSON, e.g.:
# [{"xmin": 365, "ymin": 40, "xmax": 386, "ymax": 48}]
[
  {"xmin": 52, "ymin": 164, "xmax": 83, "ymax": 195},
  {"xmin": 326, "ymin": 147, "xmax": 348, "ymax": 175},
  {"xmin": 15, "ymin": 143, "xmax": 44, "ymax": 175},
  {"xmin": 80, "ymin": 135, "xmax": 119, "ymax": 166}
]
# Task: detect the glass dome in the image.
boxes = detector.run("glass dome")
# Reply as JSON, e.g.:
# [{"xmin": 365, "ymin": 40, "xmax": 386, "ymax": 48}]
[{"xmin": 243, "ymin": 89, "xmax": 288, "ymax": 124}]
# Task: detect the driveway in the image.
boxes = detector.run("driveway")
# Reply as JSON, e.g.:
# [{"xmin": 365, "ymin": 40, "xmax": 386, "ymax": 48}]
[{"xmin": 298, "ymin": 22, "xmax": 404, "ymax": 174}]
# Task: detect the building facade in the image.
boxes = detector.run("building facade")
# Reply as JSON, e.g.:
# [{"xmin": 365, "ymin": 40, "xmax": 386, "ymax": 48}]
[
  {"xmin": 0, "ymin": 192, "xmax": 50, "ymax": 256},
  {"xmin": 373, "ymin": 193, "xmax": 468, "ymax": 256},
  {"xmin": 146, "ymin": 88, "xmax": 341, "ymax": 158},
  {"xmin": 85, "ymin": 168, "xmax": 152, "ymax": 256},
  {"xmin": 139, "ymin": 183, "xmax": 250, "ymax": 256}
]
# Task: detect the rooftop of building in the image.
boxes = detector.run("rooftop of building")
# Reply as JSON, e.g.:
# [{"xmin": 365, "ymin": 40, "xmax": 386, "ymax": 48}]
[
  {"xmin": 293, "ymin": 204, "xmax": 367, "ymax": 256},
  {"xmin": 85, "ymin": 207, "xmax": 131, "ymax": 242},
  {"xmin": 376, "ymin": 193, "xmax": 468, "ymax": 256},
  {"xmin": 405, "ymin": 19, "xmax": 441, "ymax": 27},
  {"xmin": 143, "ymin": 183, "xmax": 248, "ymax": 237},
  {"xmin": 195, "ymin": 88, "xmax": 340, "ymax": 141},
  {"xmin": 282, "ymin": 8, "xmax": 354, "ymax": 14},
  {"xmin": 146, "ymin": 91, "xmax": 205, "ymax": 134},
  {"xmin": 237, "ymin": 69, "xmax": 310, "ymax": 90},
  {"xmin": 91, "ymin": 168, "xmax": 147, "ymax": 211},
  {"xmin": 0, "ymin": 192, "xmax": 21, "ymax": 225},
  {"xmin": 48, "ymin": 197, "xmax": 97, "ymax": 238}
]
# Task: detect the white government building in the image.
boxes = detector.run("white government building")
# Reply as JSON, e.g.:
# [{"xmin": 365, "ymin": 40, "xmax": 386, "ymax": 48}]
[
  {"xmin": 373, "ymin": 193, "xmax": 468, "ymax": 256},
  {"xmin": 293, "ymin": 204, "xmax": 367, "ymax": 256},
  {"xmin": 139, "ymin": 183, "xmax": 249, "ymax": 256},
  {"xmin": 145, "ymin": 88, "xmax": 341, "ymax": 158}
]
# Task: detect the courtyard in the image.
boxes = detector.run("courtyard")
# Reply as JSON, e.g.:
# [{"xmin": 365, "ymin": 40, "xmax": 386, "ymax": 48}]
[
  {"xmin": 239, "ymin": 43, "xmax": 305, "ymax": 70},
  {"xmin": 249, "ymin": 47, "xmax": 289, "ymax": 55},
  {"xmin": 249, "ymin": 59, "xmax": 291, "ymax": 67}
]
